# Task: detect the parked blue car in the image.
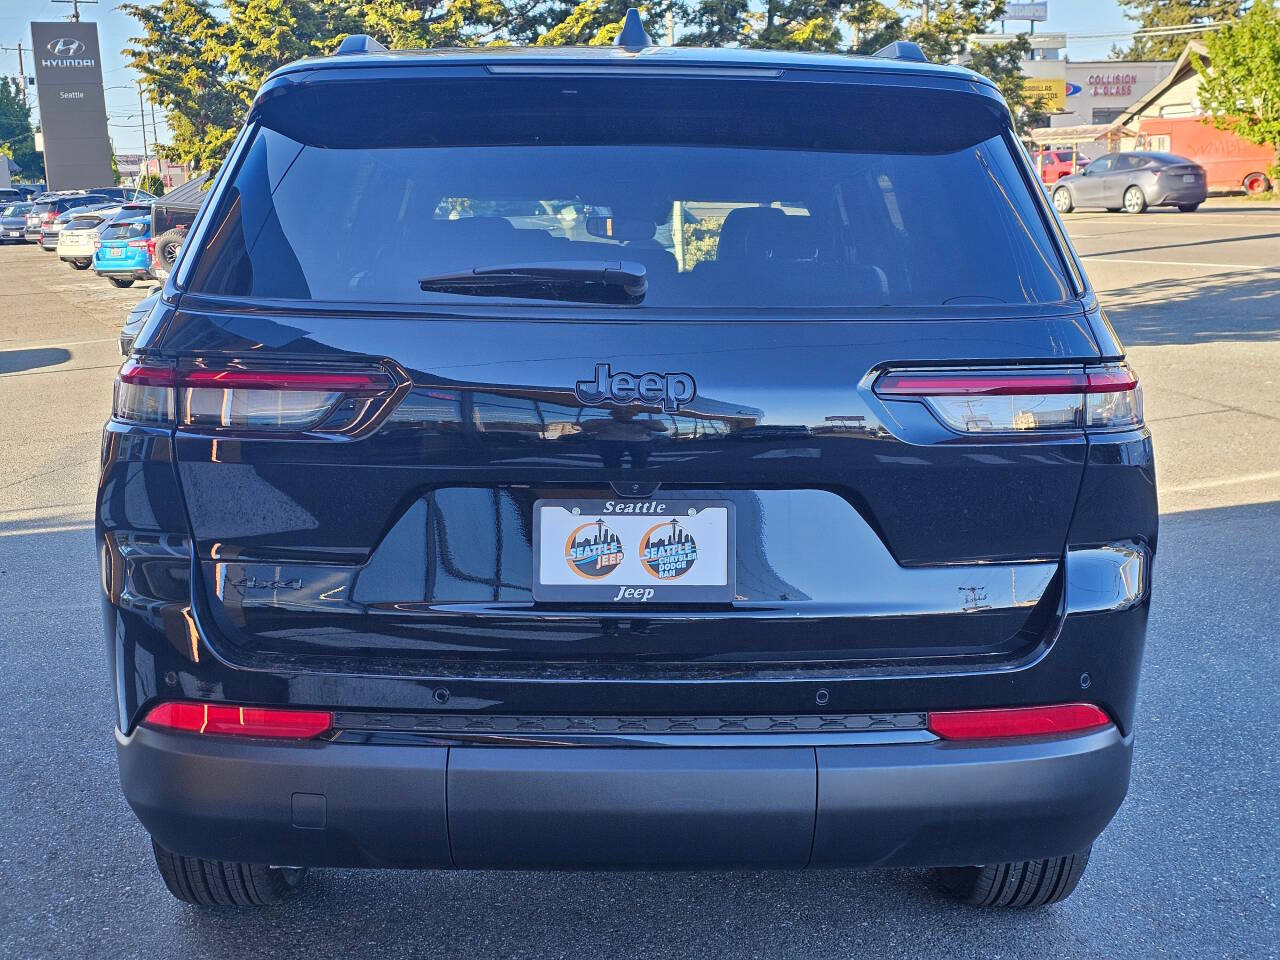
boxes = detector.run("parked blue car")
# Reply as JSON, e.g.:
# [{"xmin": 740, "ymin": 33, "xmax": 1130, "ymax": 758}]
[{"xmin": 93, "ymin": 216, "xmax": 152, "ymax": 288}]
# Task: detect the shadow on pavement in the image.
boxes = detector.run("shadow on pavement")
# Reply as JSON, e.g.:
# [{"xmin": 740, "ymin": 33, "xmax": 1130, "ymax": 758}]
[
  {"xmin": 1099, "ymin": 267, "xmax": 1280, "ymax": 346},
  {"xmin": 0, "ymin": 346, "xmax": 72, "ymax": 374},
  {"xmin": 1098, "ymin": 230, "xmax": 1280, "ymax": 259}
]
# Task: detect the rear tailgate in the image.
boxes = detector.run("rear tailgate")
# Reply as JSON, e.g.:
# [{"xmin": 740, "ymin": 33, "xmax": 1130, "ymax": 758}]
[
  {"xmin": 164, "ymin": 305, "xmax": 1097, "ymax": 669},
  {"xmin": 156, "ymin": 66, "xmax": 1098, "ymax": 673}
]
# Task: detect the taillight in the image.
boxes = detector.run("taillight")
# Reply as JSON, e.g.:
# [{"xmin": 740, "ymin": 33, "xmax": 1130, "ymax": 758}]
[
  {"xmin": 112, "ymin": 360, "xmax": 398, "ymax": 432},
  {"xmin": 114, "ymin": 360, "xmax": 176, "ymax": 424},
  {"xmin": 146, "ymin": 238, "xmax": 156, "ymax": 259},
  {"xmin": 873, "ymin": 363, "xmax": 1142, "ymax": 433},
  {"xmin": 143, "ymin": 702, "xmax": 332, "ymax": 739},
  {"xmin": 927, "ymin": 703, "xmax": 1112, "ymax": 740},
  {"xmin": 127, "ymin": 238, "xmax": 148, "ymax": 248}
]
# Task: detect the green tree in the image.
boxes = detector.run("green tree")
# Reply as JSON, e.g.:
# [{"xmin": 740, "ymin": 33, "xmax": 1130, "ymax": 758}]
[
  {"xmin": 967, "ymin": 33, "xmax": 1048, "ymax": 131},
  {"xmin": 121, "ymin": 0, "xmax": 244, "ymax": 173},
  {"xmin": 139, "ymin": 172, "xmax": 167, "ymax": 195},
  {"xmin": 902, "ymin": 0, "xmax": 1006, "ymax": 63},
  {"xmin": 680, "ymin": 0, "xmax": 751, "ymax": 46},
  {"xmin": 844, "ymin": 1, "xmax": 903, "ymax": 54},
  {"xmin": 1115, "ymin": 0, "xmax": 1243, "ymax": 61},
  {"xmin": 0, "ymin": 77, "xmax": 43, "ymax": 181},
  {"xmin": 1193, "ymin": 0, "xmax": 1280, "ymax": 180}
]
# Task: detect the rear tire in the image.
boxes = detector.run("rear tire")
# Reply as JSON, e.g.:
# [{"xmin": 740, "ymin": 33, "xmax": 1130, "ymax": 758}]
[
  {"xmin": 151, "ymin": 838, "xmax": 307, "ymax": 906},
  {"xmin": 1052, "ymin": 187, "xmax": 1073, "ymax": 213},
  {"xmin": 1123, "ymin": 186, "xmax": 1147, "ymax": 214},
  {"xmin": 1243, "ymin": 171, "xmax": 1271, "ymax": 195},
  {"xmin": 934, "ymin": 847, "xmax": 1091, "ymax": 908},
  {"xmin": 152, "ymin": 228, "xmax": 184, "ymax": 280},
  {"xmin": 1178, "ymin": 203, "xmax": 1200, "ymax": 212},
  {"xmin": 71, "ymin": 259, "xmax": 90, "ymax": 269},
  {"xmin": 109, "ymin": 277, "xmax": 135, "ymax": 288}
]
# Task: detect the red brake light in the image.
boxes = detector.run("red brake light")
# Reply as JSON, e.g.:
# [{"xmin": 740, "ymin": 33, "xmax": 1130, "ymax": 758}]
[
  {"xmin": 143, "ymin": 702, "xmax": 333, "ymax": 739},
  {"xmin": 875, "ymin": 370, "xmax": 1088, "ymax": 397},
  {"xmin": 927, "ymin": 703, "xmax": 1112, "ymax": 741},
  {"xmin": 183, "ymin": 369, "xmax": 393, "ymax": 392},
  {"xmin": 119, "ymin": 361, "xmax": 174, "ymax": 387}
]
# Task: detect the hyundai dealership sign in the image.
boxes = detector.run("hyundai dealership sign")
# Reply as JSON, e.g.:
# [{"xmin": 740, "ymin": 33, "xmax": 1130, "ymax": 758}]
[{"xmin": 30, "ymin": 21, "xmax": 114, "ymax": 190}]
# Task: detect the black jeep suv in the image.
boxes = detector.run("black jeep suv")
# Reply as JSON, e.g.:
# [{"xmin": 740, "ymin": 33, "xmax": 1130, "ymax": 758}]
[{"xmin": 100, "ymin": 18, "xmax": 1155, "ymax": 909}]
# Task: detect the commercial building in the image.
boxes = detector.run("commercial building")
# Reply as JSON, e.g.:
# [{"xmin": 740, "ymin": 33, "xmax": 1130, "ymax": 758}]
[{"xmin": 970, "ymin": 32, "xmax": 1171, "ymax": 129}]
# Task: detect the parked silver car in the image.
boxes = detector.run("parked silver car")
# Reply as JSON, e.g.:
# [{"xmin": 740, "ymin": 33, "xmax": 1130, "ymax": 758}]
[
  {"xmin": 1051, "ymin": 151, "xmax": 1207, "ymax": 214},
  {"xmin": 1, "ymin": 202, "xmax": 33, "ymax": 242}
]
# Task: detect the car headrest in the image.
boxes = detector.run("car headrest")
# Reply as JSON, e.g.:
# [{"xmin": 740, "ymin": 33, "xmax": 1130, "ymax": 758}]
[{"xmin": 715, "ymin": 207, "xmax": 789, "ymax": 265}]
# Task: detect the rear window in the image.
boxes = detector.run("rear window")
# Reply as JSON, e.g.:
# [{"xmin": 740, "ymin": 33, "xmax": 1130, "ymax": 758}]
[
  {"xmin": 187, "ymin": 77, "xmax": 1072, "ymax": 309},
  {"xmin": 102, "ymin": 220, "xmax": 148, "ymax": 241}
]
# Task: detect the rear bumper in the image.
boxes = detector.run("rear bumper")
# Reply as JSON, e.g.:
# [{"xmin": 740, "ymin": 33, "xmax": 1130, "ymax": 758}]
[
  {"xmin": 94, "ymin": 265, "xmax": 153, "ymax": 280},
  {"xmin": 1152, "ymin": 183, "xmax": 1207, "ymax": 205},
  {"xmin": 117, "ymin": 723, "xmax": 1131, "ymax": 870}
]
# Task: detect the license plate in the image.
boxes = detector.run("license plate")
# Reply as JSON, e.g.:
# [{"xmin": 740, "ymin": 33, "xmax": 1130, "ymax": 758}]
[
  {"xmin": 1182, "ymin": 174, "xmax": 1196, "ymax": 183},
  {"xmin": 108, "ymin": 246, "xmax": 124, "ymax": 256},
  {"xmin": 533, "ymin": 498, "xmax": 735, "ymax": 603},
  {"xmin": 4, "ymin": 231, "xmax": 18, "ymax": 238}
]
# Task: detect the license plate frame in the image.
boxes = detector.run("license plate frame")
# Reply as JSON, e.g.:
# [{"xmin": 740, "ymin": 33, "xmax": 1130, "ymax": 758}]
[{"xmin": 532, "ymin": 498, "xmax": 736, "ymax": 604}]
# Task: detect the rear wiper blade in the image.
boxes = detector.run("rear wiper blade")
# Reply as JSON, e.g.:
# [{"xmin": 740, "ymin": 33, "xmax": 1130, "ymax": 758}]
[{"xmin": 419, "ymin": 260, "xmax": 647, "ymax": 305}]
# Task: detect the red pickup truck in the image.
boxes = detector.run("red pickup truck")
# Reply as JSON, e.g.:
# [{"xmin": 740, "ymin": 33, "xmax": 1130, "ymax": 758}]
[{"xmin": 1032, "ymin": 149, "xmax": 1087, "ymax": 184}]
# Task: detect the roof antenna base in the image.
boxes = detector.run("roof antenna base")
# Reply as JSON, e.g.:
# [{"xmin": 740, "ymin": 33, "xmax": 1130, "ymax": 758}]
[
  {"xmin": 872, "ymin": 40, "xmax": 929, "ymax": 63},
  {"xmin": 614, "ymin": 8, "xmax": 656, "ymax": 49}
]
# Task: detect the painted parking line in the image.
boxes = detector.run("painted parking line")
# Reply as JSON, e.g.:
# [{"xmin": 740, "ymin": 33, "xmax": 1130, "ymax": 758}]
[
  {"xmin": 1161, "ymin": 470, "xmax": 1280, "ymax": 494},
  {"xmin": 0, "ymin": 337, "xmax": 117, "ymax": 349},
  {"xmin": 1081, "ymin": 256, "xmax": 1272, "ymax": 270}
]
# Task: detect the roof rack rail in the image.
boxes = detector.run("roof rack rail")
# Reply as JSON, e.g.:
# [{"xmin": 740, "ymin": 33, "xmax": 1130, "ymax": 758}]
[
  {"xmin": 872, "ymin": 40, "xmax": 929, "ymax": 63},
  {"xmin": 334, "ymin": 34, "xmax": 388, "ymax": 56}
]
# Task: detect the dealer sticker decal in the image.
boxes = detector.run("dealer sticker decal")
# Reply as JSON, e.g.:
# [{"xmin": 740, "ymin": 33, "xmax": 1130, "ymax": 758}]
[
  {"xmin": 565, "ymin": 519, "xmax": 625, "ymax": 579},
  {"xmin": 640, "ymin": 519, "xmax": 698, "ymax": 580}
]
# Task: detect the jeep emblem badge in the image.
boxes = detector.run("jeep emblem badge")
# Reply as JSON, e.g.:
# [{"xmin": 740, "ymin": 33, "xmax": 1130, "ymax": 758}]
[{"xmin": 575, "ymin": 363, "xmax": 696, "ymax": 413}]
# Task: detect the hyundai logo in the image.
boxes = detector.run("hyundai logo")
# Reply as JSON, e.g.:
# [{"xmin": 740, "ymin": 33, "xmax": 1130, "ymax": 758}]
[{"xmin": 47, "ymin": 37, "xmax": 86, "ymax": 57}]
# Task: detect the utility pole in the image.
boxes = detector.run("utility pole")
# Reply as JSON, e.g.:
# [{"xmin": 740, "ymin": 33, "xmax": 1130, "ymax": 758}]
[
  {"xmin": 1, "ymin": 43, "xmax": 30, "ymax": 105},
  {"xmin": 51, "ymin": 0, "xmax": 98, "ymax": 22},
  {"xmin": 150, "ymin": 99, "xmax": 161, "ymax": 184},
  {"xmin": 137, "ymin": 80, "xmax": 149, "ymax": 183}
]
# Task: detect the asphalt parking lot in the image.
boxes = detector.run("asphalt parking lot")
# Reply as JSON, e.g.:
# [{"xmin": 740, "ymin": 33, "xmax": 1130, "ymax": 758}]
[{"xmin": 1, "ymin": 206, "xmax": 1277, "ymax": 959}]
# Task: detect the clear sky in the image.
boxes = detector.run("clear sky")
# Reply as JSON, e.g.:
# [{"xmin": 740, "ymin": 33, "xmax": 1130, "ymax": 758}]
[{"xmin": 1, "ymin": 0, "xmax": 1137, "ymax": 154}]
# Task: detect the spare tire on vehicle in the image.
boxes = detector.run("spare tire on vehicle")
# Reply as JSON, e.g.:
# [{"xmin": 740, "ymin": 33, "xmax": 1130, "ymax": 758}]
[{"xmin": 151, "ymin": 228, "xmax": 185, "ymax": 279}]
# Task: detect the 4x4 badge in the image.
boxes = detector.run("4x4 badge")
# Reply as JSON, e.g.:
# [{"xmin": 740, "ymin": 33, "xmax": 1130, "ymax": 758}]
[{"xmin": 575, "ymin": 363, "xmax": 696, "ymax": 413}]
